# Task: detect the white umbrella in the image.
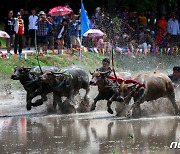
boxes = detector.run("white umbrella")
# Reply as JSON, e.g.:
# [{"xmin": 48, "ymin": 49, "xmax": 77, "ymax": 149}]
[
  {"xmin": 83, "ymin": 29, "xmax": 105, "ymax": 37},
  {"xmin": 0, "ymin": 30, "xmax": 10, "ymax": 38}
]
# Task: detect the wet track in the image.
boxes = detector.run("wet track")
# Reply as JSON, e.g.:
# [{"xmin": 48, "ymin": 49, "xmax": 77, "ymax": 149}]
[{"xmin": 0, "ymin": 90, "xmax": 180, "ymax": 154}]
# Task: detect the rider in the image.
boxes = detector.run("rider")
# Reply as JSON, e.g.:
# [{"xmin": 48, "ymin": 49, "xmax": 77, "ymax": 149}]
[
  {"xmin": 97, "ymin": 58, "xmax": 112, "ymax": 73},
  {"xmin": 168, "ymin": 66, "xmax": 180, "ymax": 85}
]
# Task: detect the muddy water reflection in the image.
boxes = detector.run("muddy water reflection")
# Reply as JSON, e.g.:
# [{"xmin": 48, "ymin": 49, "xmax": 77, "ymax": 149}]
[{"xmin": 0, "ymin": 113, "xmax": 180, "ymax": 154}]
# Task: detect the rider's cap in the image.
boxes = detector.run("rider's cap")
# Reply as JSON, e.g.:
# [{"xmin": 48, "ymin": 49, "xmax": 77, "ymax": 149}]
[
  {"xmin": 173, "ymin": 66, "xmax": 180, "ymax": 72},
  {"xmin": 102, "ymin": 58, "xmax": 110, "ymax": 64}
]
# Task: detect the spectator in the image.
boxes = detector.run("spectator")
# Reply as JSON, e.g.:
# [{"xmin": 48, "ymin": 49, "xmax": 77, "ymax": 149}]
[
  {"xmin": 14, "ymin": 12, "xmax": 24, "ymax": 56},
  {"xmin": 53, "ymin": 16, "xmax": 62, "ymax": 40},
  {"xmin": 138, "ymin": 12, "xmax": 147, "ymax": 28},
  {"xmin": 57, "ymin": 19, "xmax": 70, "ymax": 54},
  {"xmin": 120, "ymin": 6, "xmax": 130, "ymax": 20},
  {"xmin": 96, "ymin": 36, "xmax": 105, "ymax": 53},
  {"xmin": 21, "ymin": 9, "xmax": 29, "ymax": 48},
  {"xmin": 94, "ymin": 7, "xmax": 102, "ymax": 29},
  {"xmin": 28, "ymin": 9, "xmax": 38, "ymax": 50},
  {"xmin": 89, "ymin": 16, "xmax": 96, "ymax": 29},
  {"xmin": 102, "ymin": 13, "xmax": 112, "ymax": 37},
  {"xmin": 167, "ymin": 12, "xmax": 180, "ymax": 47},
  {"xmin": 4, "ymin": 10, "xmax": 15, "ymax": 53},
  {"xmin": 69, "ymin": 15, "xmax": 81, "ymax": 49},
  {"xmin": 128, "ymin": 11, "xmax": 139, "ymax": 40},
  {"xmin": 82, "ymin": 33, "xmax": 95, "ymax": 52},
  {"xmin": 155, "ymin": 15, "xmax": 168, "ymax": 46},
  {"xmin": 138, "ymin": 29, "xmax": 155, "ymax": 52},
  {"xmin": 36, "ymin": 11, "xmax": 50, "ymax": 52},
  {"xmin": 46, "ymin": 14, "xmax": 54, "ymax": 51}
]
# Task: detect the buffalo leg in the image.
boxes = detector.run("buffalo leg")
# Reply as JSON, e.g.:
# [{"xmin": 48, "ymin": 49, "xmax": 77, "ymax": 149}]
[
  {"xmin": 26, "ymin": 92, "xmax": 39, "ymax": 110},
  {"xmin": 167, "ymin": 84, "xmax": 180, "ymax": 115},
  {"xmin": 168, "ymin": 92, "xmax": 180, "ymax": 115},
  {"xmin": 129, "ymin": 87, "xmax": 146, "ymax": 117},
  {"xmin": 107, "ymin": 94, "xmax": 117, "ymax": 114},
  {"xmin": 79, "ymin": 87, "xmax": 90, "ymax": 112},
  {"xmin": 62, "ymin": 99, "xmax": 76, "ymax": 114},
  {"xmin": 90, "ymin": 94, "xmax": 101, "ymax": 111},
  {"xmin": 53, "ymin": 93, "xmax": 63, "ymax": 110},
  {"xmin": 116, "ymin": 97, "xmax": 131, "ymax": 117},
  {"xmin": 126, "ymin": 95, "xmax": 144, "ymax": 118},
  {"xmin": 26, "ymin": 92, "xmax": 32, "ymax": 110},
  {"xmin": 31, "ymin": 94, "xmax": 47, "ymax": 107},
  {"xmin": 84, "ymin": 86, "xmax": 90, "ymax": 100}
]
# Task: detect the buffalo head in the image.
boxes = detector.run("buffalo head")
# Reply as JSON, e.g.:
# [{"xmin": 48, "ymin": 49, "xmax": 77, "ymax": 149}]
[
  {"xmin": 11, "ymin": 67, "xmax": 32, "ymax": 80},
  {"xmin": 39, "ymin": 70, "xmax": 64, "ymax": 84},
  {"xmin": 117, "ymin": 82, "xmax": 139, "ymax": 103},
  {"xmin": 89, "ymin": 70, "xmax": 111, "ymax": 86}
]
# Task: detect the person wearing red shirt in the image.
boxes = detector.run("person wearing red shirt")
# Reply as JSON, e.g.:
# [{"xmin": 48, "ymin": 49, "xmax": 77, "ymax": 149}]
[
  {"xmin": 155, "ymin": 15, "xmax": 168, "ymax": 46},
  {"xmin": 14, "ymin": 12, "xmax": 24, "ymax": 56}
]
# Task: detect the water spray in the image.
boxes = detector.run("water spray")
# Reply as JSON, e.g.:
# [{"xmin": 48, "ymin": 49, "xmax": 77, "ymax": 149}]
[{"xmin": 154, "ymin": 63, "xmax": 161, "ymax": 74}]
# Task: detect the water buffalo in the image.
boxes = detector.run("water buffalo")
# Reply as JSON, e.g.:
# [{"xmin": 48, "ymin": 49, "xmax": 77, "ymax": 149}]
[
  {"xmin": 11, "ymin": 66, "xmax": 59, "ymax": 110},
  {"xmin": 112, "ymin": 72, "xmax": 180, "ymax": 117},
  {"xmin": 39, "ymin": 66, "xmax": 90, "ymax": 113},
  {"xmin": 90, "ymin": 70, "xmax": 132, "ymax": 114}
]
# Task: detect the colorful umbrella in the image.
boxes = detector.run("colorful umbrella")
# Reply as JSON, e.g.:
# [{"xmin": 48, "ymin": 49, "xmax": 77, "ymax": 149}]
[
  {"xmin": 0, "ymin": 30, "xmax": 10, "ymax": 38},
  {"xmin": 49, "ymin": 6, "xmax": 73, "ymax": 16},
  {"xmin": 83, "ymin": 29, "xmax": 105, "ymax": 37}
]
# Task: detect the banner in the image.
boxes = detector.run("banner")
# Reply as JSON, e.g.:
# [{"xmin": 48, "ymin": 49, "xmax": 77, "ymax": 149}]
[{"xmin": 80, "ymin": 1, "xmax": 90, "ymax": 37}]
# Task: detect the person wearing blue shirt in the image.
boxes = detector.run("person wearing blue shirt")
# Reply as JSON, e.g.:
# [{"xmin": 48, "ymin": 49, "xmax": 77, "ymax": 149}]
[
  {"xmin": 167, "ymin": 12, "xmax": 180, "ymax": 47},
  {"xmin": 69, "ymin": 15, "xmax": 81, "ymax": 49}
]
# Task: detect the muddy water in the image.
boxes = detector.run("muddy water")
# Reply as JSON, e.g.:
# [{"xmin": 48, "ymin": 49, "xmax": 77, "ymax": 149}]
[
  {"xmin": 0, "ymin": 89, "xmax": 180, "ymax": 154},
  {"xmin": 0, "ymin": 113, "xmax": 180, "ymax": 154}
]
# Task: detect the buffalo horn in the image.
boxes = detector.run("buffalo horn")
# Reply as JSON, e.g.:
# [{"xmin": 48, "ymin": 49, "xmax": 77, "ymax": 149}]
[
  {"xmin": 89, "ymin": 70, "xmax": 94, "ymax": 75},
  {"xmin": 24, "ymin": 67, "xmax": 34, "ymax": 70},
  {"xmin": 53, "ymin": 71, "xmax": 66, "ymax": 75},
  {"xmin": 127, "ymin": 83, "xmax": 137, "ymax": 89}
]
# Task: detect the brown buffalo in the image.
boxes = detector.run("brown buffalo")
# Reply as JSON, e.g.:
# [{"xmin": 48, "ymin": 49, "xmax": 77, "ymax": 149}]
[
  {"xmin": 111, "ymin": 72, "xmax": 180, "ymax": 117},
  {"xmin": 90, "ymin": 70, "xmax": 132, "ymax": 114}
]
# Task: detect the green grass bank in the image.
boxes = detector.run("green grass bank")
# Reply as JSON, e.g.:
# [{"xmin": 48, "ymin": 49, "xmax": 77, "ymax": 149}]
[{"xmin": 0, "ymin": 52, "xmax": 179, "ymax": 89}]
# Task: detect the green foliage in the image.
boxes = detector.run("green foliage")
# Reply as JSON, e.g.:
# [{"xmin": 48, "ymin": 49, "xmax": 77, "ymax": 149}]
[
  {"xmin": 0, "ymin": 22, "xmax": 6, "ymax": 48},
  {"xmin": 112, "ymin": 148, "xmax": 121, "ymax": 154}
]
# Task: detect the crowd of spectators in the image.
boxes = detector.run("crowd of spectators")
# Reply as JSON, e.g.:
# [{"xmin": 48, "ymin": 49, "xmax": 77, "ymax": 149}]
[{"xmin": 2, "ymin": 6, "xmax": 180, "ymax": 55}]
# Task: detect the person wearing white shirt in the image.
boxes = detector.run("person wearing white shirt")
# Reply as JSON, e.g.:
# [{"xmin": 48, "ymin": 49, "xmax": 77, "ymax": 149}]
[
  {"xmin": 167, "ymin": 12, "xmax": 180, "ymax": 47},
  {"xmin": 27, "ymin": 9, "xmax": 38, "ymax": 50}
]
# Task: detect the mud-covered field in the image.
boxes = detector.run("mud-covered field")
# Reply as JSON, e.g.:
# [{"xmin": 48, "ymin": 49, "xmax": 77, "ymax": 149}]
[{"xmin": 0, "ymin": 83, "xmax": 180, "ymax": 153}]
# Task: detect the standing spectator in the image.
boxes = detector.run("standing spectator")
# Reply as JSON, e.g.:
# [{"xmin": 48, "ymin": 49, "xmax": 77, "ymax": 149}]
[
  {"xmin": 120, "ymin": 6, "xmax": 130, "ymax": 20},
  {"xmin": 128, "ymin": 11, "xmax": 139, "ymax": 40},
  {"xmin": 167, "ymin": 12, "xmax": 180, "ymax": 47},
  {"xmin": 4, "ymin": 10, "xmax": 15, "ymax": 53},
  {"xmin": 69, "ymin": 15, "xmax": 81, "ymax": 49},
  {"xmin": 27, "ymin": 9, "xmax": 38, "ymax": 50},
  {"xmin": 53, "ymin": 16, "xmax": 62, "ymax": 38},
  {"xmin": 94, "ymin": 7, "xmax": 102, "ymax": 29},
  {"xmin": 36, "ymin": 11, "xmax": 50, "ymax": 52},
  {"xmin": 21, "ymin": 9, "xmax": 29, "ymax": 48},
  {"xmin": 89, "ymin": 16, "xmax": 96, "ymax": 29},
  {"xmin": 46, "ymin": 14, "xmax": 54, "ymax": 51},
  {"xmin": 57, "ymin": 19, "xmax": 70, "ymax": 54},
  {"xmin": 138, "ymin": 12, "xmax": 147, "ymax": 28},
  {"xmin": 155, "ymin": 15, "xmax": 168, "ymax": 46},
  {"xmin": 14, "ymin": 12, "xmax": 24, "ymax": 56}
]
